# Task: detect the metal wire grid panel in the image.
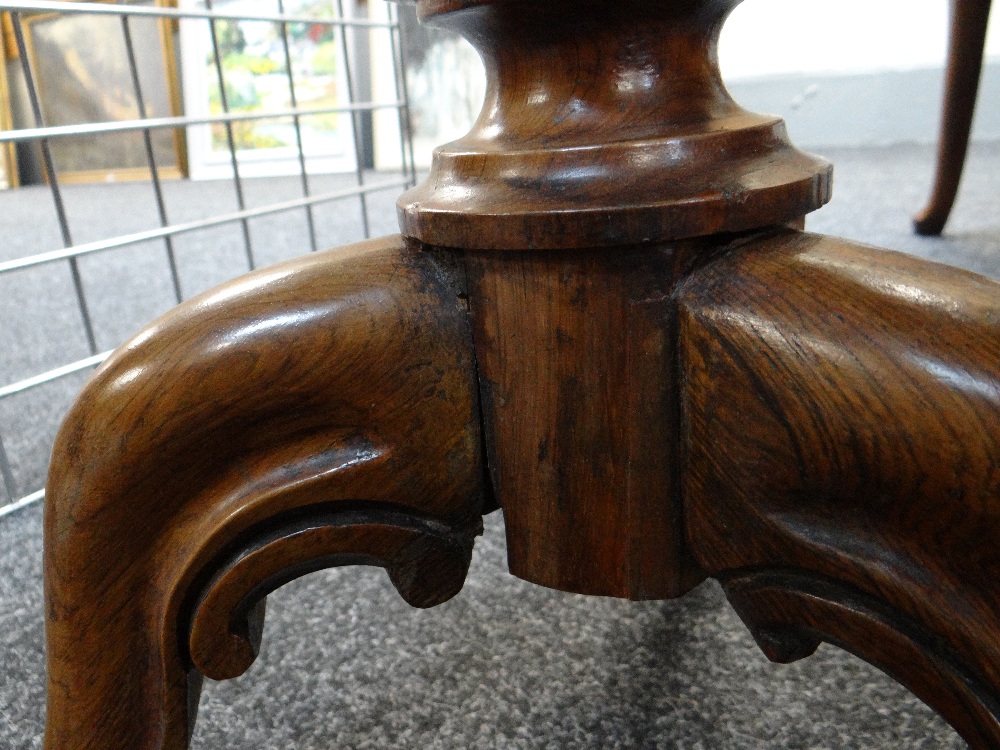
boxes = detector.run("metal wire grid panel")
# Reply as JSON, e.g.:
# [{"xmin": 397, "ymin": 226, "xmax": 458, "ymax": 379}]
[{"xmin": 0, "ymin": 0, "xmax": 417, "ymax": 517}]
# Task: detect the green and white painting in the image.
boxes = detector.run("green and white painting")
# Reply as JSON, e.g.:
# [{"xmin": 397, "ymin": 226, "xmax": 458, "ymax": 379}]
[{"xmin": 180, "ymin": 0, "xmax": 356, "ymax": 179}]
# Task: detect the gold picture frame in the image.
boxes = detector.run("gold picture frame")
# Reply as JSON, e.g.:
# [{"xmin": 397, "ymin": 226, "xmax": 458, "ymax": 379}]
[
  {"xmin": 0, "ymin": 21, "xmax": 18, "ymax": 189},
  {"xmin": 22, "ymin": 0, "xmax": 186, "ymax": 184}
]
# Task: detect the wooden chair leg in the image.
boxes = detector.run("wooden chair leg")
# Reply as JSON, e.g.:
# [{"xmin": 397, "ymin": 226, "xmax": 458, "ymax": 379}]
[
  {"xmin": 680, "ymin": 228, "xmax": 1000, "ymax": 747},
  {"xmin": 42, "ymin": 236, "xmax": 486, "ymax": 750},
  {"xmin": 914, "ymin": 0, "xmax": 992, "ymax": 236}
]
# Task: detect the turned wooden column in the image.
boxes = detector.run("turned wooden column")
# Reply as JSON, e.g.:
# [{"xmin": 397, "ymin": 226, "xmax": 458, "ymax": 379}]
[
  {"xmin": 42, "ymin": 1, "xmax": 1000, "ymax": 748},
  {"xmin": 398, "ymin": 2, "xmax": 1000, "ymax": 745},
  {"xmin": 399, "ymin": 0, "xmax": 830, "ymax": 599}
]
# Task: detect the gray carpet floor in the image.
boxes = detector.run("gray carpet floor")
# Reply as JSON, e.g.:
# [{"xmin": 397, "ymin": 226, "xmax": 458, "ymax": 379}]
[{"xmin": 3, "ymin": 142, "xmax": 1000, "ymax": 748}]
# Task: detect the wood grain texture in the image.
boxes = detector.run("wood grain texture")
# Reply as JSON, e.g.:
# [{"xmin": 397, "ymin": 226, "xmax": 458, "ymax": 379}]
[
  {"xmin": 43, "ymin": 236, "xmax": 485, "ymax": 750},
  {"xmin": 466, "ymin": 245, "xmax": 707, "ymax": 598},
  {"xmin": 914, "ymin": 0, "xmax": 993, "ymax": 236},
  {"xmin": 679, "ymin": 228, "xmax": 1000, "ymax": 747},
  {"xmin": 396, "ymin": 0, "xmax": 831, "ymax": 249},
  {"xmin": 43, "ymin": 0, "xmax": 1000, "ymax": 746}
]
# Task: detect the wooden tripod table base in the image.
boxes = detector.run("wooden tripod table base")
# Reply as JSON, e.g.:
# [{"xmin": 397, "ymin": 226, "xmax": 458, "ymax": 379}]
[{"xmin": 42, "ymin": 1, "xmax": 1000, "ymax": 748}]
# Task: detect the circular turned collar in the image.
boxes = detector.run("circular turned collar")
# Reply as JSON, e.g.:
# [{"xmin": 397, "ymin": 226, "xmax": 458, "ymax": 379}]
[{"xmin": 393, "ymin": 0, "xmax": 832, "ymax": 250}]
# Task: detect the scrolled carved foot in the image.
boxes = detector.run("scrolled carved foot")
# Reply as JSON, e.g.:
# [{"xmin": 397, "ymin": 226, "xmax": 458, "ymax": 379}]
[
  {"xmin": 680, "ymin": 228, "xmax": 1000, "ymax": 748},
  {"xmin": 722, "ymin": 569, "xmax": 1000, "ymax": 747},
  {"xmin": 188, "ymin": 504, "xmax": 481, "ymax": 681},
  {"xmin": 43, "ymin": 235, "xmax": 486, "ymax": 750}
]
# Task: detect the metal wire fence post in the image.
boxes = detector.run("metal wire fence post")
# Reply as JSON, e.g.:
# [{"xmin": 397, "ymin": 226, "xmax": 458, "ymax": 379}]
[
  {"xmin": 11, "ymin": 10, "xmax": 99, "ymax": 354},
  {"xmin": 121, "ymin": 13, "xmax": 184, "ymax": 303},
  {"xmin": 204, "ymin": 0, "xmax": 256, "ymax": 270},
  {"xmin": 0, "ymin": 0, "xmax": 416, "ymax": 517},
  {"xmin": 275, "ymin": 0, "xmax": 319, "ymax": 252},
  {"xmin": 336, "ymin": 0, "xmax": 371, "ymax": 238}
]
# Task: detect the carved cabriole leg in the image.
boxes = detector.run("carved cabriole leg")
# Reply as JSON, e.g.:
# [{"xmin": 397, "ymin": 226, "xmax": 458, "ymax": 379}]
[
  {"xmin": 679, "ymin": 228, "xmax": 1000, "ymax": 747},
  {"xmin": 43, "ymin": 236, "xmax": 485, "ymax": 750},
  {"xmin": 914, "ymin": 0, "xmax": 992, "ymax": 236}
]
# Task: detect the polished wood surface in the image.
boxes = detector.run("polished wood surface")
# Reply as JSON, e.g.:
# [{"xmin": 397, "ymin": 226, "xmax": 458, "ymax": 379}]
[
  {"xmin": 44, "ymin": 237, "xmax": 485, "ymax": 749},
  {"xmin": 680, "ymin": 228, "xmax": 1000, "ymax": 746},
  {"xmin": 42, "ymin": 0, "xmax": 1000, "ymax": 747},
  {"xmin": 914, "ymin": 0, "xmax": 992, "ymax": 235},
  {"xmin": 467, "ymin": 245, "xmax": 705, "ymax": 599},
  {"xmin": 397, "ymin": 0, "xmax": 830, "ymax": 249}
]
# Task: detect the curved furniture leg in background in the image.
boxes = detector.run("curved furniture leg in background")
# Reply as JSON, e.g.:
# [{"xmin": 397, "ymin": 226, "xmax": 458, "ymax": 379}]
[
  {"xmin": 43, "ymin": 236, "xmax": 486, "ymax": 750},
  {"xmin": 680, "ymin": 228, "xmax": 1000, "ymax": 747},
  {"xmin": 914, "ymin": 0, "xmax": 992, "ymax": 236}
]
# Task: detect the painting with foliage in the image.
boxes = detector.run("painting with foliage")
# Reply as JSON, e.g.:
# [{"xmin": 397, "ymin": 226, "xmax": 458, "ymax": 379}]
[{"xmin": 180, "ymin": 0, "xmax": 355, "ymax": 179}]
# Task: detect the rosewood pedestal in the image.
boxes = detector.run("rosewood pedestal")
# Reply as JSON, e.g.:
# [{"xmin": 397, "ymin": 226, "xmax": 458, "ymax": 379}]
[{"xmin": 43, "ymin": 1, "xmax": 1000, "ymax": 747}]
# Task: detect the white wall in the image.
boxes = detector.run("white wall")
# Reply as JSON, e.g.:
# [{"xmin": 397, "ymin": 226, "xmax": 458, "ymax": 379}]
[
  {"xmin": 718, "ymin": 1, "xmax": 1000, "ymax": 147},
  {"xmin": 720, "ymin": 0, "xmax": 999, "ymax": 81},
  {"xmin": 378, "ymin": 0, "xmax": 1000, "ymax": 165}
]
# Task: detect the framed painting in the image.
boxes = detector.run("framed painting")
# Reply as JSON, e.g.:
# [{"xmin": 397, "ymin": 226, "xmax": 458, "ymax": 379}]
[
  {"xmin": 22, "ymin": 0, "xmax": 186, "ymax": 183},
  {"xmin": 178, "ymin": 0, "xmax": 357, "ymax": 179},
  {"xmin": 0, "ymin": 22, "xmax": 17, "ymax": 189}
]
